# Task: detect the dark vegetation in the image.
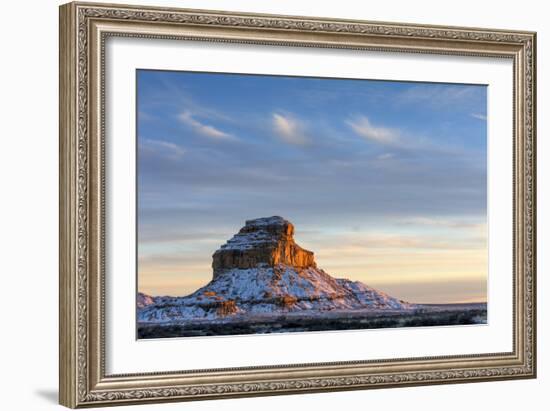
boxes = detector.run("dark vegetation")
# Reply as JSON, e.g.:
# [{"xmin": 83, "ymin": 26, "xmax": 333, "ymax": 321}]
[{"xmin": 138, "ymin": 307, "xmax": 487, "ymax": 339}]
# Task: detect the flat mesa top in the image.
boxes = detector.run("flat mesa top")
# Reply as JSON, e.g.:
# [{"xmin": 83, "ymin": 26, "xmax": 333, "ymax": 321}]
[
  {"xmin": 220, "ymin": 216, "xmax": 295, "ymax": 250},
  {"xmin": 244, "ymin": 216, "xmax": 290, "ymax": 227}
]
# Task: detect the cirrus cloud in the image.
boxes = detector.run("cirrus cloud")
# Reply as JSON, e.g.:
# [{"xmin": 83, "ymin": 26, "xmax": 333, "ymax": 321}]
[
  {"xmin": 272, "ymin": 112, "xmax": 310, "ymax": 145},
  {"xmin": 346, "ymin": 115, "xmax": 401, "ymax": 145},
  {"xmin": 178, "ymin": 110, "xmax": 234, "ymax": 140},
  {"xmin": 139, "ymin": 139, "xmax": 186, "ymax": 160},
  {"xmin": 471, "ymin": 113, "xmax": 487, "ymax": 121}
]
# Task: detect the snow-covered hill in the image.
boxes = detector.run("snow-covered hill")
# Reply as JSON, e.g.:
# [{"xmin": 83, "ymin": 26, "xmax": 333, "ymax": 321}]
[
  {"xmin": 137, "ymin": 292, "xmax": 156, "ymax": 308},
  {"xmin": 138, "ymin": 216, "xmax": 414, "ymax": 324}
]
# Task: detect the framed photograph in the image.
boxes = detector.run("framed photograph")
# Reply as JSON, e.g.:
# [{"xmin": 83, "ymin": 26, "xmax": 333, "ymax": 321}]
[{"xmin": 59, "ymin": 2, "xmax": 537, "ymax": 408}]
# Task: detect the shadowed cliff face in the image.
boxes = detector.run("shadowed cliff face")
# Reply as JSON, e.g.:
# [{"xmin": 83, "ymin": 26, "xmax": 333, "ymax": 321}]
[{"xmin": 212, "ymin": 216, "xmax": 316, "ymax": 279}]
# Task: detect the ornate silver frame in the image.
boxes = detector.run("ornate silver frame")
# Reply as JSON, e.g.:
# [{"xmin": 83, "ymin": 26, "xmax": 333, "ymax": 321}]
[{"xmin": 59, "ymin": 2, "xmax": 536, "ymax": 408}]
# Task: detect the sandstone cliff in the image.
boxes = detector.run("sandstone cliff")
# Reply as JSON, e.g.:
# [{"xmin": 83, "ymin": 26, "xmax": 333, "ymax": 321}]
[{"xmin": 212, "ymin": 216, "xmax": 315, "ymax": 278}]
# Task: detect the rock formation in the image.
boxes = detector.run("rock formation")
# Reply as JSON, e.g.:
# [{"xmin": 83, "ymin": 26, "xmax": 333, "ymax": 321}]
[
  {"xmin": 212, "ymin": 216, "xmax": 315, "ymax": 278},
  {"xmin": 138, "ymin": 216, "xmax": 414, "ymax": 324},
  {"xmin": 137, "ymin": 292, "xmax": 156, "ymax": 308}
]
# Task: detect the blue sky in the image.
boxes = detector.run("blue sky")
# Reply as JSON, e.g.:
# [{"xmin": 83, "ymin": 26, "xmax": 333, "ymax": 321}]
[{"xmin": 137, "ymin": 69, "xmax": 487, "ymax": 303}]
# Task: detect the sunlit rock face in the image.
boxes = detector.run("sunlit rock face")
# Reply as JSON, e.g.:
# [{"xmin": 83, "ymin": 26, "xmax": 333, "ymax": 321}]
[
  {"xmin": 137, "ymin": 292, "xmax": 155, "ymax": 308},
  {"xmin": 212, "ymin": 216, "xmax": 316, "ymax": 278}
]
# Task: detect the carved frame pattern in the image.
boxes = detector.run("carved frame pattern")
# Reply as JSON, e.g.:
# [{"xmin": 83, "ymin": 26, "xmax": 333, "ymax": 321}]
[{"xmin": 59, "ymin": 2, "xmax": 536, "ymax": 408}]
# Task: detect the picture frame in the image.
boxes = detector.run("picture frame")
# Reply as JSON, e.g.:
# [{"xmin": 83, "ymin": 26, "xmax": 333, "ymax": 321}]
[{"xmin": 59, "ymin": 1, "xmax": 537, "ymax": 408}]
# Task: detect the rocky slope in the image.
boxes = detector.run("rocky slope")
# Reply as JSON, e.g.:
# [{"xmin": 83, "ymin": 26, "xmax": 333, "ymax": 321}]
[
  {"xmin": 137, "ymin": 292, "xmax": 156, "ymax": 309},
  {"xmin": 138, "ymin": 216, "xmax": 414, "ymax": 323}
]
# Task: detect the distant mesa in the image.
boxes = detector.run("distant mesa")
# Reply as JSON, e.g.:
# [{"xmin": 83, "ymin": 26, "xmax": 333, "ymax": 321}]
[
  {"xmin": 213, "ymin": 216, "xmax": 316, "ymax": 277},
  {"xmin": 138, "ymin": 216, "xmax": 414, "ymax": 324}
]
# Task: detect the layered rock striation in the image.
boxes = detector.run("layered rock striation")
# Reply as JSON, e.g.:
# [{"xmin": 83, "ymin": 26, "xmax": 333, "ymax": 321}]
[{"xmin": 212, "ymin": 216, "xmax": 315, "ymax": 278}]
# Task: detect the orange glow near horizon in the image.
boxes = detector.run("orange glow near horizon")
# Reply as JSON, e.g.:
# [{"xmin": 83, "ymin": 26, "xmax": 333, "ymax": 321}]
[{"xmin": 138, "ymin": 226, "xmax": 488, "ymax": 304}]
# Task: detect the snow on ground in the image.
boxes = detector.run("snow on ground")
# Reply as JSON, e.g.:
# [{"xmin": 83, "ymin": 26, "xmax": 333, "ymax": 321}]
[{"xmin": 138, "ymin": 264, "xmax": 415, "ymax": 323}]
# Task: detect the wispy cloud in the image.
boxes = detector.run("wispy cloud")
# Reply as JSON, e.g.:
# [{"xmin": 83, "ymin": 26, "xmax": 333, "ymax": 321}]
[
  {"xmin": 396, "ymin": 217, "xmax": 486, "ymax": 231},
  {"xmin": 346, "ymin": 115, "xmax": 401, "ymax": 145},
  {"xmin": 346, "ymin": 115, "xmax": 465, "ymax": 156},
  {"xmin": 150, "ymin": 75, "xmax": 234, "ymax": 123},
  {"xmin": 272, "ymin": 113, "xmax": 310, "ymax": 145},
  {"xmin": 138, "ymin": 110, "xmax": 155, "ymax": 122},
  {"xmin": 397, "ymin": 85, "xmax": 483, "ymax": 109},
  {"xmin": 139, "ymin": 139, "xmax": 186, "ymax": 160},
  {"xmin": 471, "ymin": 113, "xmax": 487, "ymax": 121},
  {"xmin": 178, "ymin": 110, "xmax": 233, "ymax": 140},
  {"xmin": 377, "ymin": 153, "xmax": 395, "ymax": 161},
  {"xmin": 316, "ymin": 231, "xmax": 486, "ymax": 253}
]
